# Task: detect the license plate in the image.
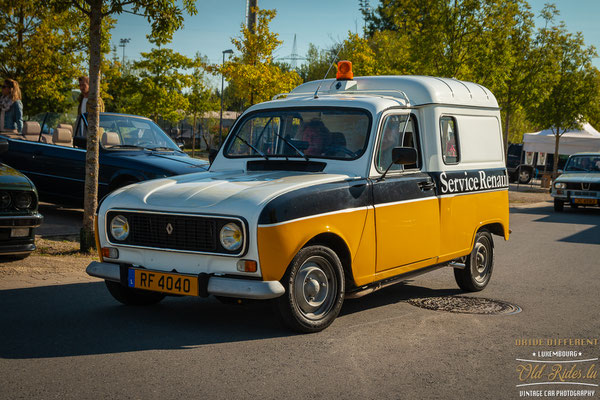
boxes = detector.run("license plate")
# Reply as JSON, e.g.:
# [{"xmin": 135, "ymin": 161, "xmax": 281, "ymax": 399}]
[
  {"xmin": 10, "ymin": 228, "xmax": 29, "ymax": 237},
  {"xmin": 573, "ymin": 198, "xmax": 597, "ymax": 205},
  {"xmin": 128, "ymin": 268, "xmax": 198, "ymax": 296}
]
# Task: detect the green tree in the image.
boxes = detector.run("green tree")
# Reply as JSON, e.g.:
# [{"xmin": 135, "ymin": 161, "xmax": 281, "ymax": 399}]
[
  {"xmin": 0, "ymin": 1, "xmax": 88, "ymax": 115},
  {"xmin": 132, "ymin": 47, "xmax": 195, "ymax": 123},
  {"xmin": 53, "ymin": 0, "xmax": 197, "ymax": 252},
  {"xmin": 526, "ymin": 20, "xmax": 599, "ymax": 177},
  {"xmin": 216, "ymin": 7, "xmax": 301, "ymax": 108}
]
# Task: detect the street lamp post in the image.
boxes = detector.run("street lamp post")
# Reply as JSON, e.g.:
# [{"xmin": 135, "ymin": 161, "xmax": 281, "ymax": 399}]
[{"xmin": 220, "ymin": 49, "xmax": 234, "ymax": 145}]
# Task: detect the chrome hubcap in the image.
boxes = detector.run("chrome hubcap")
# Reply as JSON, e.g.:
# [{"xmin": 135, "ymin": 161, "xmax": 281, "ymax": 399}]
[
  {"xmin": 294, "ymin": 257, "xmax": 336, "ymax": 320},
  {"xmin": 473, "ymin": 241, "xmax": 490, "ymax": 283}
]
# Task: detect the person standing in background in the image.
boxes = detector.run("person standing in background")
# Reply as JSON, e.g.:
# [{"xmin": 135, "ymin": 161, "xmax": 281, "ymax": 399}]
[
  {"xmin": 1, "ymin": 79, "xmax": 23, "ymax": 133},
  {"xmin": 77, "ymin": 76, "xmax": 104, "ymax": 116}
]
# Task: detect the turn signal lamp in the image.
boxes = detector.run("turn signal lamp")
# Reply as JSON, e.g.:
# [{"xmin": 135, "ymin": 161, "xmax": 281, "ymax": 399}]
[
  {"xmin": 236, "ymin": 259, "xmax": 257, "ymax": 273},
  {"xmin": 102, "ymin": 247, "xmax": 119, "ymax": 259},
  {"xmin": 336, "ymin": 60, "xmax": 353, "ymax": 80}
]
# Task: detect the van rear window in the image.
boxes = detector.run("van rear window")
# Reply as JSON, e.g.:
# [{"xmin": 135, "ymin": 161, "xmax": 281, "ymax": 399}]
[{"xmin": 440, "ymin": 116, "xmax": 459, "ymax": 164}]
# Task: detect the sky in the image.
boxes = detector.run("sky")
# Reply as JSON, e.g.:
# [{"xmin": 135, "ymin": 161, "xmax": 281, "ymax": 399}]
[{"xmin": 111, "ymin": 0, "xmax": 600, "ymax": 87}]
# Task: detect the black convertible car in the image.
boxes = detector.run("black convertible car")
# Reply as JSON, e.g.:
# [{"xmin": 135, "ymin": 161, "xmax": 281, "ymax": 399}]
[{"xmin": 0, "ymin": 112, "xmax": 208, "ymax": 206}]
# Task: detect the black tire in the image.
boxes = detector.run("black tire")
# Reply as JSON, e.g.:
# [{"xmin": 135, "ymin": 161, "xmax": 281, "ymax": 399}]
[
  {"xmin": 554, "ymin": 199, "xmax": 564, "ymax": 212},
  {"xmin": 274, "ymin": 245, "xmax": 345, "ymax": 333},
  {"xmin": 454, "ymin": 230, "xmax": 494, "ymax": 292},
  {"xmin": 105, "ymin": 280, "xmax": 166, "ymax": 305},
  {"xmin": 518, "ymin": 167, "xmax": 532, "ymax": 184}
]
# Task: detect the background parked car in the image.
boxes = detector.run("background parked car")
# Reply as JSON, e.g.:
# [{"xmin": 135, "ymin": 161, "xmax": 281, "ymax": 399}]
[
  {"xmin": 0, "ymin": 139, "xmax": 43, "ymax": 259},
  {"xmin": 551, "ymin": 152, "xmax": 600, "ymax": 212},
  {"xmin": 506, "ymin": 143, "xmax": 568, "ymax": 184},
  {"xmin": 0, "ymin": 112, "xmax": 209, "ymax": 207}
]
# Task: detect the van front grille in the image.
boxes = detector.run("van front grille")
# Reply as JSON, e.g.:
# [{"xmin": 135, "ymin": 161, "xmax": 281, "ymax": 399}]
[{"xmin": 106, "ymin": 211, "xmax": 244, "ymax": 255}]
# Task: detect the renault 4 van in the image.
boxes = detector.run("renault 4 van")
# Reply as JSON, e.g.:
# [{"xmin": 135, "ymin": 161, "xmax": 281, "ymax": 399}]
[{"xmin": 86, "ymin": 62, "xmax": 510, "ymax": 332}]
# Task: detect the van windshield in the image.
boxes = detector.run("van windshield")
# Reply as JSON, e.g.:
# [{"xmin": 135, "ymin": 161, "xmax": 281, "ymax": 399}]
[{"xmin": 224, "ymin": 108, "xmax": 371, "ymax": 160}]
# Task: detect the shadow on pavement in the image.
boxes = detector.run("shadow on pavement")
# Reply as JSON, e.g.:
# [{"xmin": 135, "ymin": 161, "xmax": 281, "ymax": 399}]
[
  {"xmin": 37, "ymin": 203, "xmax": 83, "ymax": 237},
  {"xmin": 0, "ymin": 280, "xmax": 460, "ymax": 359},
  {"xmin": 510, "ymin": 204, "xmax": 600, "ymax": 245}
]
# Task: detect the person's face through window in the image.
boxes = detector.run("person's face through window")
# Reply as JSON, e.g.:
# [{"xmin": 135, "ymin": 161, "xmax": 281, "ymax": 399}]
[{"xmin": 301, "ymin": 126, "xmax": 324, "ymax": 155}]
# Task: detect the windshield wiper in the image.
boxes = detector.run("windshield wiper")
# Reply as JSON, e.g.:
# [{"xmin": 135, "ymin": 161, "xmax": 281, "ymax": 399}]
[
  {"xmin": 146, "ymin": 146, "xmax": 179, "ymax": 152},
  {"xmin": 272, "ymin": 131, "xmax": 309, "ymax": 161},
  {"xmin": 107, "ymin": 144, "xmax": 146, "ymax": 150},
  {"xmin": 233, "ymin": 135, "xmax": 269, "ymax": 160}
]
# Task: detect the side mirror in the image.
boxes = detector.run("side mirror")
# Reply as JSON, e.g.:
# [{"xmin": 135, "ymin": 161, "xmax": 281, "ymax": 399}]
[
  {"xmin": 177, "ymin": 142, "xmax": 185, "ymax": 150},
  {"xmin": 73, "ymin": 136, "xmax": 87, "ymax": 149},
  {"xmin": 557, "ymin": 169, "xmax": 563, "ymax": 175},
  {"xmin": 392, "ymin": 147, "xmax": 417, "ymax": 165},
  {"xmin": 0, "ymin": 138, "xmax": 9, "ymax": 154},
  {"xmin": 208, "ymin": 148, "xmax": 218, "ymax": 164}
]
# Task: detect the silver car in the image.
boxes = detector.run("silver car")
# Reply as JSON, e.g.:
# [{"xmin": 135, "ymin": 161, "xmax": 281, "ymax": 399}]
[{"xmin": 552, "ymin": 152, "xmax": 600, "ymax": 211}]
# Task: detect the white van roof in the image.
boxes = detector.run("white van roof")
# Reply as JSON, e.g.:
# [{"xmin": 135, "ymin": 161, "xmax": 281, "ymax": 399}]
[{"xmin": 285, "ymin": 75, "xmax": 498, "ymax": 108}]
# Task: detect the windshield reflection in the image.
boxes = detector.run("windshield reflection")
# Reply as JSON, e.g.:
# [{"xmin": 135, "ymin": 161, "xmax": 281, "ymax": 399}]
[
  {"xmin": 81, "ymin": 114, "xmax": 180, "ymax": 151},
  {"xmin": 565, "ymin": 155, "xmax": 600, "ymax": 172}
]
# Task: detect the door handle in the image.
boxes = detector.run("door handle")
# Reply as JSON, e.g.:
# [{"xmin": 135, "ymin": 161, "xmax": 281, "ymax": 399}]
[{"xmin": 418, "ymin": 179, "xmax": 436, "ymax": 191}]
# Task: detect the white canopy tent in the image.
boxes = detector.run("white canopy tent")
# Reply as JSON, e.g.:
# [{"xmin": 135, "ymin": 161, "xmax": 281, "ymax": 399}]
[{"xmin": 523, "ymin": 123, "xmax": 600, "ymax": 155}]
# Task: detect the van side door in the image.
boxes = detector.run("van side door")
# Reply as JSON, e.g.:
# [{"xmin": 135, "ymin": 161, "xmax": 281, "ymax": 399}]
[{"xmin": 371, "ymin": 113, "xmax": 441, "ymax": 273}]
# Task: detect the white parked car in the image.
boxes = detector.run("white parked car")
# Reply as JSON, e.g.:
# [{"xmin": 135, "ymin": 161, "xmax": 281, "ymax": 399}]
[
  {"xmin": 86, "ymin": 62, "xmax": 510, "ymax": 332},
  {"xmin": 551, "ymin": 152, "xmax": 600, "ymax": 211}
]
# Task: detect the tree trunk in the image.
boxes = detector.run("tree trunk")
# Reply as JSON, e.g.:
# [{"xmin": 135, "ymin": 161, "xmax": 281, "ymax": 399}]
[
  {"xmin": 552, "ymin": 129, "xmax": 561, "ymax": 180},
  {"xmin": 192, "ymin": 113, "xmax": 196, "ymax": 157},
  {"xmin": 80, "ymin": 1, "xmax": 103, "ymax": 253}
]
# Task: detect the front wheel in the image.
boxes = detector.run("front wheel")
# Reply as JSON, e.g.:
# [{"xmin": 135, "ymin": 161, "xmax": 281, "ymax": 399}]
[
  {"xmin": 274, "ymin": 245, "xmax": 345, "ymax": 333},
  {"xmin": 554, "ymin": 199, "xmax": 564, "ymax": 212},
  {"xmin": 454, "ymin": 230, "xmax": 494, "ymax": 292},
  {"xmin": 105, "ymin": 280, "xmax": 166, "ymax": 305}
]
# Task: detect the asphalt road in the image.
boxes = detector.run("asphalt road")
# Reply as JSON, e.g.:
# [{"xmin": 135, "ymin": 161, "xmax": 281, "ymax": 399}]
[{"xmin": 1, "ymin": 204, "xmax": 599, "ymax": 399}]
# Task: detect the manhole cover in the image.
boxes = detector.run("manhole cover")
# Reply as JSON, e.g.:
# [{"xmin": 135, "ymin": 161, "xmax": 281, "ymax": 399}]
[{"xmin": 407, "ymin": 296, "xmax": 521, "ymax": 315}]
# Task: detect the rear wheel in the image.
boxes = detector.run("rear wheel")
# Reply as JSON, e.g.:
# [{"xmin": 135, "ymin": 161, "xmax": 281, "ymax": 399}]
[
  {"xmin": 554, "ymin": 199, "xmax": 564, "ymax": 212},
  {"xmin": 518, "ymin": 167, "xmax": 532, "ymax": 184},
  {"xmin": 454, "ymin": 230, "xmax": 494, "ymax": 292},
  {"xmin": 274, "ymin": 245, "xmax": 345, "ymax": 333},
  {"xmin": 105, "ymin": 280, "xmax": 166, "ymax": 305}
]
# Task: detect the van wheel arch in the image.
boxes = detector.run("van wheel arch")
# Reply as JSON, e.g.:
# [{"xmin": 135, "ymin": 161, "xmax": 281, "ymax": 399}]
[
  {"xmin": 304, "ymin": 232, "xmax": 354, "ymax": 290},
  {"xmin": 480, "ymin": 222, "xmax": 504, "ymax": 239}
]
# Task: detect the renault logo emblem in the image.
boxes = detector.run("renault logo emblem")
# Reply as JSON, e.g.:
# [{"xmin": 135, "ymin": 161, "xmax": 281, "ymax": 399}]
[{"xmin": 166, "ymin": 223, "xmax": 173, "ymax": 235}]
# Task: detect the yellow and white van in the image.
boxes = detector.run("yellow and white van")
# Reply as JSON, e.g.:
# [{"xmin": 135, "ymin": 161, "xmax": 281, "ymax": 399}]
[{"xmin": 87, "ymin": 62, "xmax": 509, "ymax": 332}]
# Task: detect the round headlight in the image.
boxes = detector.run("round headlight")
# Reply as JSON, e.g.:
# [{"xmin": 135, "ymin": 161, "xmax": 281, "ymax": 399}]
[
  {"xmin": 14, "ymin": 192, "xmax": 32, "ymax": 209},
  {"xmin": 220, "ymin": 222, "xmax": 243, "ymax": 251},
  {"xmin": 0, "ymin": 192, "xmax": 11, "ymax": 208},
  {"xmin": 554, "ymin": 182, "xmax": 566, "ymax": 189},
  {"xmin": 110, "ymin": 215, "xmax": 129, "ymax": 241}
]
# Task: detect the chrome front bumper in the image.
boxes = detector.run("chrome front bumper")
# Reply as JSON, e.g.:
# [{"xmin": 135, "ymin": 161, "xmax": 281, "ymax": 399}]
[{"xmin": 86, "ymin": 261, "xmax": 285, "ymax": 300}]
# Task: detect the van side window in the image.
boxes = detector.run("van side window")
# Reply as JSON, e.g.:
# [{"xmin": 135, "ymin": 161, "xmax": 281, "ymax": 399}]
[
  {"xmin": 375, "ymin": 114, "xmax": 421, "ymax": 173},
  {"xmin": 440, "ymin": 116, "xmax": 459, "ymax": 164}
]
